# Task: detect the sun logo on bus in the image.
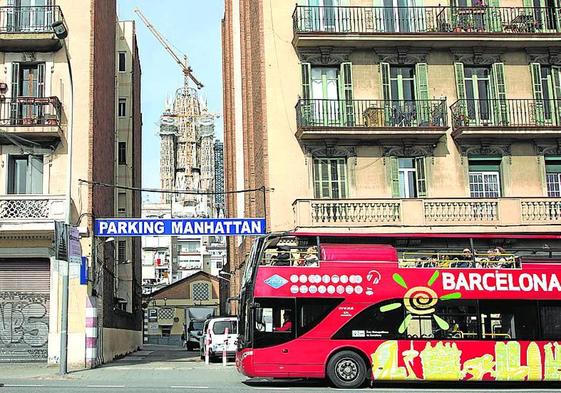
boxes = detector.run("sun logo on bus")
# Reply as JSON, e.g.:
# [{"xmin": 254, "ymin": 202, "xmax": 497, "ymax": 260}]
[{"xmin": 380, "ymin": 271, "xmax": 461, "ymax": 334}]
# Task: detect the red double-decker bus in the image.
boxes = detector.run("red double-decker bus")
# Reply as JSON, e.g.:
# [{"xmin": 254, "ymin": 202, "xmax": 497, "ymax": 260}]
[{"xmin": 236, "ymin": 232, "xmax": 561, "ymax": 388}]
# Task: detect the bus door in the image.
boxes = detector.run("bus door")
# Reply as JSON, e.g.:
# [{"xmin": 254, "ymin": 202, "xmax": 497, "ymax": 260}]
[{"xmin": 252, "ymin": 298, "xmax": 296, "ymax": 376}]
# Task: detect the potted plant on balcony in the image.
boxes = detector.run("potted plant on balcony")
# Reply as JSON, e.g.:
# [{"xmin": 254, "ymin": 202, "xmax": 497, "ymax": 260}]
[{"xmin": 45, "ymin": 114, "xmax": 58, "ymax": 126}]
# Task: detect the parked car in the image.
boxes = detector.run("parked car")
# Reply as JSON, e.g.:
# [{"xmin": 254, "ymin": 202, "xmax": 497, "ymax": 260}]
[
  {"xmin": 199, "ymin": 317, "xmax": 238, "ymax": 361},
  {"xmin": 186, "ymin": 319, "xmax": 205, "ymax": 350}
]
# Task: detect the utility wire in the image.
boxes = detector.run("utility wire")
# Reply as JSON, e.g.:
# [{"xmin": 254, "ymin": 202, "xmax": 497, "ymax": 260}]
[{"xmin": 79, "ymin": 179, "xmax": 271, "ymax": 196}]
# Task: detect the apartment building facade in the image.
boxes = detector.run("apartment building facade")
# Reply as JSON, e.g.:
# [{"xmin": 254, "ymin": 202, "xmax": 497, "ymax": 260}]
[
  {"xmin": 222, "ymin": 0, "xmax": 561, "ymax": 296},
  {"xmin": 0, "ymin": 1, "xmax": 142, "ymax": 366}
]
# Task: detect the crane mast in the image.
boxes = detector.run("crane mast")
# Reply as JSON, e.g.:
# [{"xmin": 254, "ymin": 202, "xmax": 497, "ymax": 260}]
[{"xmin": 134, "ymin": 8, "xmax": 204, "ymax": 90}]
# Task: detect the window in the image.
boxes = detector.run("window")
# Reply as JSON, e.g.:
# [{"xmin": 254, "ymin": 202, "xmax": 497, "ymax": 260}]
[
  {"xmin": 118, "ymin": 52, "xmax": 126, "ymax": 72},
  {"xmin": 212, "ymin": 320, "xmax": 237, "ymax": 335},
  {"xmin": 253, "ymin": 298, "xmax": 295, "ymax": 348},
  {"xmin": 192, "ymin": 282, "xmax": 210, "ymax": 301},
  {"xmin": 333, "ymin": 299, "xmax": 403, "ymax": 340},
  {"xmin": 118, "ymin": 192, "xmax": 126, "ymax": 214},
  {"xmin": 468, "ymin": 157, "xmax": 502, "ymax": 198},
  {"xmin": 118, "ymin": 98, "xmax": 127, "ymax": 117},
  {"xmin": 297, "ymin": 298, "xmax": 342, "ymax": 337},
  {"xmin": 397, "ymin": 157, "xmax": 426, "ymax": 198},
  {"xmin": 118, "ymin": 240, "xmax": 126, "ymax": 264},
  {"xmin": 118, "ymin": 141, "xmax": 127, "ymax": 165},
  {"xmin": 406, "ymin": 300, "xmax": 478, "ymax": 340},
  {"xmin": 539, "ymin": 301, "xmax": 561, "ymax": 340},
  {"xmin": 335, "ymin": 299, "xmax": 558, "ymax": 341},
  {"xmin": 455, "ymin": 63, "xmax": 507, "ymax": 127},
  {"xmin": 545, "ymin": 157, "xmax": 561, "ymax": 197},
  {"xmin": 10, "ymin": 1, "xmax": 53, "ymax": 32},
  {"xmin": 464, "ymin": 66, "xmax": 492, "ymax": 123},
  {"xmin": 479, "ymin": 300, "xmax": 538, "ymax": 340},
  {"xmin": 7, "ymin": 155, "xmax": 43, "ymax": 194},
  {"xmin": 313, "ymin": 157, "xmax": 347, "ymax": 198}
]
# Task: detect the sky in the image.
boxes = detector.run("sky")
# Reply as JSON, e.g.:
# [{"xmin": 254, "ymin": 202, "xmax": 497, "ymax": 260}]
[{"xmin": 117, "ymin": 0, "xmax": 225, "ymax": 202}]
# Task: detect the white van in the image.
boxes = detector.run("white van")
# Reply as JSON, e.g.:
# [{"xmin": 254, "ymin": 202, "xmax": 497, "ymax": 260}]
[{"xmin": 200, "ymin": 317, "xmax": 238, "ymax": 361}]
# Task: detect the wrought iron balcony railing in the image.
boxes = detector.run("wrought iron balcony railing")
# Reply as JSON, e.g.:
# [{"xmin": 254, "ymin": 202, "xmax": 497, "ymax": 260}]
[
  {"xmin": 0, "ymin": 6, "xmax": 62, "ymax": 33},
  {"xmin": 0, "ymin": 96, "xmax": 62, "ymax": 127},
  {"xmin": 293, "ymin": 5, "xmax": 560, "ymax": 34},
  {"xmin": 450, "ymin": 98, "xmax": 561, "ymax": 129},
  {"xmin": 296, "ymin": 99, "xmax": 447, "ymax": 129}
]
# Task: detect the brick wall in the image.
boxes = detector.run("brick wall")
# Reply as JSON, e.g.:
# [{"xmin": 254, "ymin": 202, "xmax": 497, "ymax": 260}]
[{"xmin": 222, "ymin": 0, "xmax": 271, "ymax": 301}]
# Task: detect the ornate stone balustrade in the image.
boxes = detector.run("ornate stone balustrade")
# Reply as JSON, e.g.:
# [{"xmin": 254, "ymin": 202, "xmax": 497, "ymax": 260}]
[
  {"xmin": 0, "ymin": 195, "xmax": 65, "ymax": 221},
  {"xmin": 293, "ymin": 197, "xmax": 561, "ymax": 233}
]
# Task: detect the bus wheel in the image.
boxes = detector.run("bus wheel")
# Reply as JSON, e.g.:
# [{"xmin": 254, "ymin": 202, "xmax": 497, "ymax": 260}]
[{"xmin": 326, "ymin": 350, "xmax": 367, "ymax": 389}]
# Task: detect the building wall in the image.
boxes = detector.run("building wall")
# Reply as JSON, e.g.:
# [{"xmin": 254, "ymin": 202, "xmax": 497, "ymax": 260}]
[{"xmin": 223, "ymin": 0, "xmax": 561, "ymax": 297}]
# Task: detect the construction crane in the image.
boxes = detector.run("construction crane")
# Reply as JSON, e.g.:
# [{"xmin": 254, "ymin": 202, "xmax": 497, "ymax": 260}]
[{"xmin": 134, "ymin": 8, "xmax": 204, "ymax": 90}]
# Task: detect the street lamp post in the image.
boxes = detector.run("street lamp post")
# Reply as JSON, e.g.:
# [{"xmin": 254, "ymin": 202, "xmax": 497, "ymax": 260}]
[{"xmin": 52, "ymin": 19, "xmax": 73, "ymax": 376}]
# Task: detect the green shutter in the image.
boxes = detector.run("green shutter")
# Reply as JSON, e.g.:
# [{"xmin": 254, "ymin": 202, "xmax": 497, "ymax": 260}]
[
  {"xmin": 380, "ymin": 62, "xmax": 391, "ymax": 126},
  {"xmin": 390, "ymin": 156, "xmax": 400, "ymax": 198},
  {"xmin": 415, "ymin": 63, "xmax": 430, "ymax": 126},
  {"xmin": 454, "ymin": 62, "xmax": 467, "ymax": 118},
  {"xmin": 486, "ymin": 0, "xmax": 502, "ymax": 32},
  {"xmin": 11, "ymin": 62, "xmax": 19, "ymax": 122},
  {"xmin": 301, "ymin": 63, "xmax": 312, "ymax": 125},
  {"xmin": 339, "ymin": 62, "xmax": 354, "ymax": 126},
  {"xmin": 29, "ymin": 155, "xmax": 43, "ymax": 195},
  {"xmin": 552, "ymin": 67, "xmax": 561, "ymax": 125},
  {"xmin": 530, "ymin": 63, "xmax": 545, "ymax": 126},
  {"xmin": 415, "ymin": 157, "xmax": 427, "ymax": 198},
  {"xmin": 491, "ymin": 63, "xmax": 509, "ymax": 126}
]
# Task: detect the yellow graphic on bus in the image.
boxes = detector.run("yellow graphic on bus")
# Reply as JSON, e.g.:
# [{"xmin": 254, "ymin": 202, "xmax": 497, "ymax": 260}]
[
  {"xmin": 380, "ymin": 271, "xmax": 461, "ymax": 334},
  {"xmin": 371, "ymin": 340, "xmax": 561, "ymax": 381}
]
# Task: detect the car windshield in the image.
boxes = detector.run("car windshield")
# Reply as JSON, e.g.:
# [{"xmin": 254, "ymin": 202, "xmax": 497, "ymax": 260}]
[
  {"xmin": 190, "ymin": 321, "xmax": 204, "ymax": 331},
  {"xmin": 212, "ymin": 320, "xmax": 237, "ymax": 335}
]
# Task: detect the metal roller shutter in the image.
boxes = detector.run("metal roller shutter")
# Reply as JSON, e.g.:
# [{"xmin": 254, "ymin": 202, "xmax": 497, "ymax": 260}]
[{"xmin": 0, "ymin": 259, "xmax": 50, "ymax": 362}]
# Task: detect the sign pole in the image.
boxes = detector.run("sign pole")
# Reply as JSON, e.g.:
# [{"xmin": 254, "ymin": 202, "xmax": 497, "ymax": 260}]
[
  {"xmin": 204, "ymin": 327, "xmax": 210, "ymax": 365},
  {"xmin": 222, "ymin": 327, "xmax": 228, "ymax": 366}
]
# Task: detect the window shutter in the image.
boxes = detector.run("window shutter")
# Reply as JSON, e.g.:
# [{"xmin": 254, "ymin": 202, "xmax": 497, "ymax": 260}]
[
  {"xmin": 390, "ymin": 156, "xmax": 400, "ymax": 198},
  {"xmin": 29, "ymin": 155, "xmax": 44, "ymax": 195},
  {"xmin": 415, "ymin": 63, "xmax": 430, "ymax": 125},
  {"xmin": 454, "ymin": 62, "xmax": 467, "ymax": 117},
  {"xmin": 301, "ymin": 62, "xmax": 312, "ymax": 125},
  {"xmin": 486, "ymin": 0, "xmax": 502, "ymax": 32},
  {"xmin": 380, "ymin": 62, "xmax": 391, "ymax": 101},
  {"xmin": 530, "ymin": 63, "xmax": 545, "ymax": 125},
  {"xmin": 339, "ymin": 62, "xmax": 354, "ymax": 126},
  {"xmin": 552, "ymin": 67, "xmax": 561, "ymax": 125},
  {"xmin": 6, "ymin": 0, "xmax": 14, "ymax": 31},
  {"xmin": 11, "ymin": 62, "xmax": 19, "ymax": 122},
  {"xmin": 380, "ymin": 62, "xmax": 391, "ymax": 126},
  {"xmin": 415, "ymin": 157, "xmax": 427, "ymax": 198},
  {"xmin": 491, "ymin": 63, "xmax": 508, "ymax": 126},
  {"xmin": 37, "ymin": 63, "xmax": 45, "ymax": 97}
]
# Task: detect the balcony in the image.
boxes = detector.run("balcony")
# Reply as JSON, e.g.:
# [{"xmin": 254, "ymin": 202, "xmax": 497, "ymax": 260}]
[
  {"xmin": 0, "ymin": 96, "xmax": 63, "ymax": 144},
  {"xmin": 0, "ymin": 194, "xmax": 65, "ymax": 234},
  {"xmin": 295, "ymin": 99, "xmax": 448, "ymax": 142},
  {"xmin": 293, "ymin": 197, "xmax": 561, "ymax": 233},
  {"xmin": 292, "ymin": 5, "xmax": 560, "ymax": 48},
  {"xmin": 450, "ymin": 98, "xmax": 561, "ymax": 140},
  {"xmin": 0, "ymin": 6, "xmax": 63, "ymax": 51}
]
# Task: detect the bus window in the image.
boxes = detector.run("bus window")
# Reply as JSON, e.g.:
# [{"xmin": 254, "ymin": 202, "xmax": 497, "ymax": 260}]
[
  {"xmin": 407, "ymin": 300, "xmax": 478, "ymax": 340},
  {"xmin": 479, "ymin": 300, "xmax": 538, "ymax": 340},
  {"xmin": 297, "ymin": 298, "xmax": 343, "ymax": 337},
  {"xmin": 332, "ymin": 299, "xmax": 403, "ymax": 340},
  {"xmin": 253, "ymin": 298, "xmax": 296, "ymax": 348},
  {"xmin": 539, "ymin": 301, "xmax": 561, "ymax": 340}
]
